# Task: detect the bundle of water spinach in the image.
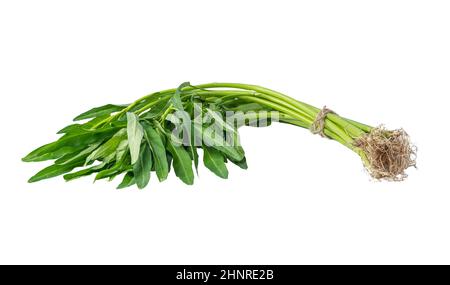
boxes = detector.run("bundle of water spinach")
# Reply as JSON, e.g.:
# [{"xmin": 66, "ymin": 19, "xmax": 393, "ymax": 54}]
[{"xmin": 23, "ymin": 82, "xmax": 416, "ymax": 188}]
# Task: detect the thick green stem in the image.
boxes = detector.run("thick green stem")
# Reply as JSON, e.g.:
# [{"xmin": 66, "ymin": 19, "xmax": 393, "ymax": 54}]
[{"xmin": 195, "ymin": 83, "xmax": 367, "ymax": 146}]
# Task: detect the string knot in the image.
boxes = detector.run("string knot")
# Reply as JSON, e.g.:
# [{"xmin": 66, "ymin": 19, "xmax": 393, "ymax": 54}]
[{"xmin": 310, "ymin": 106, "xmax": 335, "ymax": 138}]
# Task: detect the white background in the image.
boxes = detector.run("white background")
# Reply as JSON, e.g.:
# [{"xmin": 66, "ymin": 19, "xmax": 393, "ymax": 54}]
[{"xmin": 0, "ymin": 0, "xmax": 449, "ymax": 265}]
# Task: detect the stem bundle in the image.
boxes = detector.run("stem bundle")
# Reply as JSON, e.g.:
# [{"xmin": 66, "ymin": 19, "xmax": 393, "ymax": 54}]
[{"xmin": 23, "ymin": 82, "xmax": 416, "ymax": 188}]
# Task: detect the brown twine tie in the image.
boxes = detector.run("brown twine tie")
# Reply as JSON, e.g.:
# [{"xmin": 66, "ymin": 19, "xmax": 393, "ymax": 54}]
[{"xmin": 310, "ymin": 106, "xmax": 335, "ymax": 138}]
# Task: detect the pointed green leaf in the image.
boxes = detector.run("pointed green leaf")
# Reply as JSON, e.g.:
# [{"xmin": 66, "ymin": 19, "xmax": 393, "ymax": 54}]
[
  {"xmin": 171, "ymin": 82, "xmax": 190, "ymax": 110},
  {"xmin": 190, "ymin": 123, "xmax": 199, "ymax": 175},
  {"xmin": 126, "ymin": 112, "xmax": 144, "ymax": 164},
  {"xmin": 28, "ymin": 160, "xmax": 85, "ymax": 183},
  {"xmin": 63, "ymin": 162, "xmax": 107, "ymax": 181},
  {"xmin": 142, "ymin": 122, "xmax": 169, "ymax": 182},
  {"xmin": 133, "ymin": 144, "xmax": 152, "ymax": 189},
  {"xmin": 74, "ymin": 104, "xmax": 127, "ymax": 121},
  {"xmin": 96, "ymin": 167, "xmax": 122, "ymax": 181},
  {"xmin": 95, "ymin": 152, "xmax": 131, "ymax": 181},
  {"xmin": 57, "ymin": 123, "xmax": 82, "ymax": 134},
  {"xmin": 230, "ymin": 156, "xmax": 248, "ymax": 170},
  {"xmin": 115, "ymin": 139, "xmax": 129, "ymax": 161},
  {"xmin": 203, "ymin": 146, "xmax": 228, "ymax": 179},
  {"xmin": 57, "ymin": 115, "xmax": 111, "ymax": 135},
  {"xmin": 166, "ymin": 152, "xmax": 173, "ymax": 173},
  {"xmin": 191, "ymin": 146, "xmax": 199, "ymax": 175},
  {"xmin": 166, "ymin": 140, "xmax": 194, "ymax": 185},
  {"xmin": 23, "ymin": 127, "xmax": 119, "ymax": 162},
  {"xmin": 117, "ymin": 172, "xmax": 136, "ymax": 189},
  {"xmin": 23, "ymin": 145, "xmax": 85, "ymax": 163},
  {"xmin": 55, "ymin": 142, "xmax": 103, "ymax": 165}
]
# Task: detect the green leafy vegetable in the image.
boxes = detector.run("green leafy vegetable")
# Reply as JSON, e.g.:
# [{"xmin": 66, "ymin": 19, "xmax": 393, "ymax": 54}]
[{"xmin": 23, "ymin": 82, "xmax": 416, "ymax": 187}]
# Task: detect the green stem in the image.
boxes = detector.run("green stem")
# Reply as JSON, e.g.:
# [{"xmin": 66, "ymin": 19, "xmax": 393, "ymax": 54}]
[{"xmin": 195, "ymin": 83, "xmax": 367, "ymax": 144}]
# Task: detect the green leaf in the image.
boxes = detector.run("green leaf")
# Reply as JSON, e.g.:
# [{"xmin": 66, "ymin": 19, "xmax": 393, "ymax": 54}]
[
  {"xmin": 126, "ymin": 112, "xmax": 144, "ymax": 165},
  {"xmin": 58, "ymin": 115, "xmax": 112, "ymax": 135},
  {"xmin": 95, "ymin": 153, "xmax": 133, "ymax": 180},
  {"xmin": 55, "ymin": 142, "xmax": 103, "ymax": 165},
  {"xmin": 215, "ymin": 145, "xmax": 244, "ymax": 162},
  {"xmin": 28, "ymin": 160, "xmax": 85, "ymax": 183},
  {"xmin": 107, "ymin": 173, "xmax": 120, "ymax": 182},
  {"xmin": 95, "ymin": 155, "xmax": 130, "ymax": 181},
  {"xmin": 57, "ymin": 123, "xmax": 82, "ymax": 134},
  {"xmin": 191, "ymin": 146, "xmax": 199, "ymax": 175},
  {"xmin": 142, "ymin": 122, "xmax": 169, "ymax": 182},
  {"xmin": 230, "ymin": 156, "xmax": 248, "ymax": 170},
  {"xmin": 96, "ymin": 167, "xmax": 123, "ymax": 181},
  {"xmin": 166, "ymin": 140, "xmax": 194, "ymax": 185},
  {"xmin": 23, "ymin": 127, "xmax": 119, "ymax": 162},
  {"xmin": 203, "ymin": 146, "xmax": 228, "ymax": 179},
  {"xmin": 63, "ymin": 162, "xmax": 107, "ymax": 181},
  {"xmin": 133, "ymin": 144, "xmax": 152, "ymax": 189},
  {"xmin": 74, "ymin": 104, "xmax": 127, "ymax": 121},
  {"xmin": 166, "ymin": 152, "xmax": 173, "ymax": 173},
  {"xmin": 190, "ymin": 123, "xmax": 199, "ymax": 175},
  {"xmin": 85, "ymin": 129, "xmax": 126, "ymax": 164},
  {"xmin": 115, "ymin": 139, "xmax": 129, "ymax": 161},
  {"xmin": 23, "ymin": 145, "xmax": 85, "ymax": 163},
  {"xmin": 171, "ymin": 82, "xmax": 190, "ymax": 110},
  {"xmin": 117, "ymin": 172, "xmax": 136, "ymax": 189}
]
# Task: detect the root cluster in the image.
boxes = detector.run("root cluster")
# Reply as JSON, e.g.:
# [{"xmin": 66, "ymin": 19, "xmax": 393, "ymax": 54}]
[{"xmin": 354, "ymin": 126, "xmax": 416, "ymax": 181}]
